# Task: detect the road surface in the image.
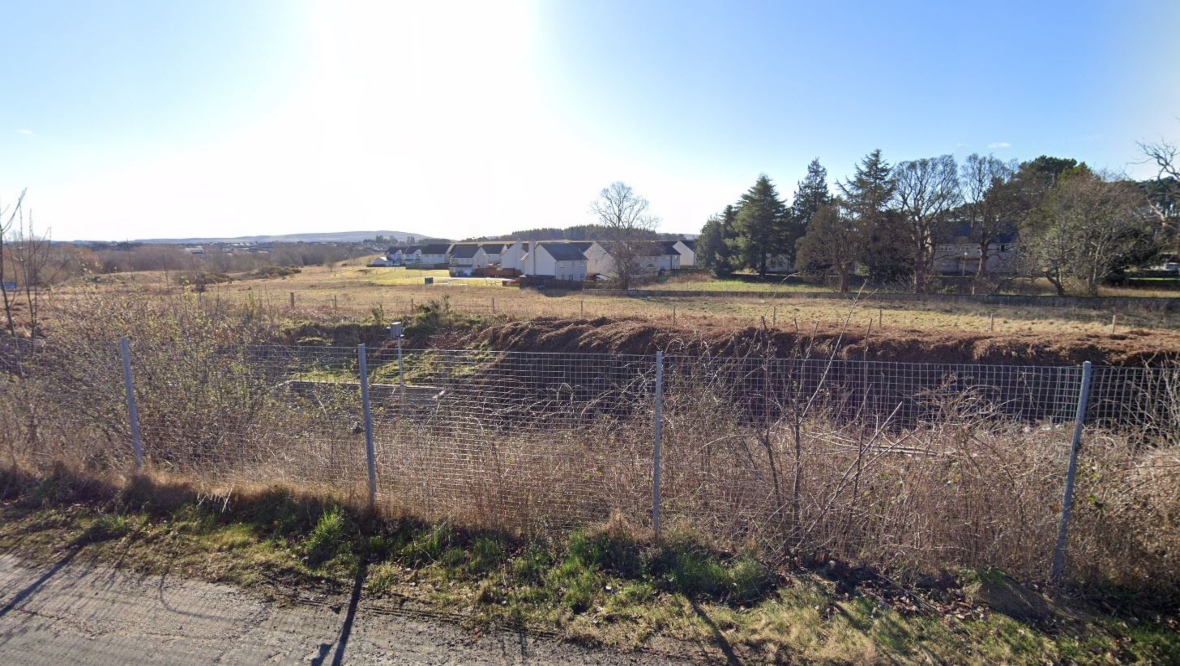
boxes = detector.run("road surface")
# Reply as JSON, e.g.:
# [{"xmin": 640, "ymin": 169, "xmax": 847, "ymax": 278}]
[{"xmin": 0, "ymin": 553, "xmax": 686, "ymax": 665}]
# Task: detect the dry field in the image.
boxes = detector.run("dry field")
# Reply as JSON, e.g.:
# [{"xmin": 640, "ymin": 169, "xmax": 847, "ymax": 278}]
[{"xmin": 49, "ymin": 264, "xmax": 1180, "ymax": 342}]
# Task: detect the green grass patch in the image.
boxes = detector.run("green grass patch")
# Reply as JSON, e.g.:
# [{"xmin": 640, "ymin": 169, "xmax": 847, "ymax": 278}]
[{"xmin": 0, "ymin": 468, "xmax": 1177, "ymax": 664}]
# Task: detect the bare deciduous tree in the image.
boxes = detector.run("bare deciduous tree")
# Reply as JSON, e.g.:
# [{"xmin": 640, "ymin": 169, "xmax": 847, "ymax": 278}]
[
  {"xmin": 590, "ymin": 182, "xmax": 660, "ymax": 289},
  {"xmin": 0, "ymin": 191, "xmax": 60, "ymax": 336},
  {"xmin": 1139, "ymin": 138, "xmax": 1180, "ymax": 245},
  {"xmin": 11, "ymin": 207, "xmax": 57, "ymax": 336},
  {"xmin": 893, "ymin": 155, "xmax": 961, "ymax": 293},
  {"xmin": 961, "ymin": 154, "xmax": 1020, "ymax": 293},
  {"xmin": 0, "ymin": 190, "xmax": 27, "ymax": 336}
]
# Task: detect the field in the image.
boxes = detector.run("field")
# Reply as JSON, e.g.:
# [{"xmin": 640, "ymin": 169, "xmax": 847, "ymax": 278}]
[{"xmin": 61, "ymin": 264, "xmax": 1180, "ymax": 343}]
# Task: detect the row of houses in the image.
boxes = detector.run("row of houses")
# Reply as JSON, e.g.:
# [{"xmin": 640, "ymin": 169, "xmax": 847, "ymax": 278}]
[{"xmin": 377, "ymin": 239, "xmax": 697, "ymax": 280}]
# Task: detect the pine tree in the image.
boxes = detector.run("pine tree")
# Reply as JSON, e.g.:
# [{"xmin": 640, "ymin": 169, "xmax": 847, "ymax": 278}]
[
  {"xmin": 733, "ymin": 175, "xmax": 789, "ymax": 277},
  {"xmin": 839, "ymin": 150, "xmax": 907, "ymax": 283},
  {"xmin": 791, "ymin": 158, "xmax": 833, "ymax": 232}
]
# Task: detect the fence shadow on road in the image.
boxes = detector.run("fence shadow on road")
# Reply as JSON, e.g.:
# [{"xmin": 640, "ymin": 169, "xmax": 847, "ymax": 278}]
[
  {"xmin": 311, "ymin": 560, "xmax": 368, "ymax": 666},
  {"xmin": 0, "ymin": 541, "xmax": 85, "ymax": 620}
]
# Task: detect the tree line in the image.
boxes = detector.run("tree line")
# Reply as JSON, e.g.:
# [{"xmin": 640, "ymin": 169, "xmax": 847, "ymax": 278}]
[{"xmin": 697, "ymin": 146, "xmax": 1179, "ymax": 296}]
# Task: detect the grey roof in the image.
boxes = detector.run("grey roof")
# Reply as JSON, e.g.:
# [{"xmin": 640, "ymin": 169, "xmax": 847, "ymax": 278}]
[
  {"xmin": 420, "ymin": 243, "xmax": 452, "ymax": 255},
  {"xmin": 539, "ymin": 242, "xmax": 588, "ymax": 261},
  {"xmin": 568, "ymin": 241, "xmax": 594, "ymax": 252},
  {"xmin": 678, "ymin": 239, "xmax": 696, "ymax": 250},
  {"xmin": 481, "ymin": 243, "xmax": 507, "ymax": 254},
  {"xmin": 449, "ymin": 244, "xmax": 482, "ymax": 259}
]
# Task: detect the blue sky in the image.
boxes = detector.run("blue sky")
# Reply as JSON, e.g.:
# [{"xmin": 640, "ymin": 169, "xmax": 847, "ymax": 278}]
[{"xmin": 2, "ymin": 0, "xmax": 1177, "ymax": 241}]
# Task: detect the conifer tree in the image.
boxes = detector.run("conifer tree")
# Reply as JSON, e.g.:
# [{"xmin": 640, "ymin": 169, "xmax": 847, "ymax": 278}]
[{"xmin": 733, "ymin": 175, "xmax": 789, "ymax": 277}]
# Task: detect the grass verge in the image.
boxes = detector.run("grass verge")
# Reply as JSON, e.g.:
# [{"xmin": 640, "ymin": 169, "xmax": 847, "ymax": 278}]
[{"xmin": 0, "ymin": 465, "xmax": 1177, "ymax": 665}]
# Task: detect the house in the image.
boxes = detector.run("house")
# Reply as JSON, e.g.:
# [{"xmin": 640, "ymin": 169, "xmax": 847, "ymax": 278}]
[
  {"xmin": 565, "ymin": 241, "xmax": 605, "ymax": 275},
  {"xmin": 656, "ymin": 242, "xmax": 683, "ymax": 271},
  {"xmin": 481, "ymin": 243, "xmax": 508, "ymax": 266},
  {"xmin": 592, "ymin": 241, "xmax": 680, "ymax": 277},
  {"xmin": 448, "ymin": 243, "xmax": 489, "ymax": 276},
  {"xmin": 933, "ymin": 223, "xmax": 1020, "ymax": 276},
  {"xmin": 385, "ymin": 247, "xmax": 408, "ymax": 265},
  {"xmin": 368, "ymin": 256, "xmax": 395, "ymax": 267},
  {"xmin": 414, "ymin": 243, "xmax": 451, "ymax": 267},
  {"xmin": 399, "ymin": 245, "xmax": 424, "ymax": 265},
  {"xmin": 673, "ymin": 239, "xmax": 696, "ymax": 268},
  {"xmin": 523, "ymin": 242, "xmax": 588, "ymax": 281},
  {"xmin": 500, "ymin": 241, "xmax": 530, "ymax": 272}
]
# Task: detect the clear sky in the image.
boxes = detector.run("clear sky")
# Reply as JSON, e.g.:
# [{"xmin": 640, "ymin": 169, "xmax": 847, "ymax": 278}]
[{"xmin": 2, "ymin": 0, "xmax": 1178, "ymax": 241}]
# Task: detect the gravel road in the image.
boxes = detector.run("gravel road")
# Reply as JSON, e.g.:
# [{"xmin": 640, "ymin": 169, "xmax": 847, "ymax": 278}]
[{"xmin": 0, "ymin": 553, "xmax": 687, "ymax": 665}]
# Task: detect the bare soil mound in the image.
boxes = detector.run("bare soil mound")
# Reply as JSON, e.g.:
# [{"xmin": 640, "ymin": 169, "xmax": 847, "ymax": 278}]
[{"xmin": 456, "ymin": 316, "xmax": 1180, "ymax": 366}]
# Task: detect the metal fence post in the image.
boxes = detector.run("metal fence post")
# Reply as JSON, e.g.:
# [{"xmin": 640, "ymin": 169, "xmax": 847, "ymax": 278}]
[
  {"xmin": 1051, "ymin": 360, "xmax": 1094, "ymax": 582},
  {"xmin": 653, "ymin": 351, "xmax": 664, "ymax": 544},
  {"xmin": 396, "ymin": 328, "xmax": 405, "ymax": 395},
  {"xmin": 119, "ymin": 337, "xmax": 144, "ymax": 469},
  {"xmin": 358, "ymin": 344, "xmax": 377, "ymax": 509}
]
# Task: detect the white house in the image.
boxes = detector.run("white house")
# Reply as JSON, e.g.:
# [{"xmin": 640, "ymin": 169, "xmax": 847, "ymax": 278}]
[
  {"xmin": 655, "ymin": 242, "xmax": 683, "ymax": 271},
  {"xmin": 523, "ymin": 242, "xmax": 588, "ymax": 280},
  {"xmin": 448, "ymin": 243, "xmax": 489, "ymax": 275},
  {"xmin": 481, "ymin": 243, "xmax": 508, "ymax": 265},
  {"xmin": 399, "ymin": 246, "xmax": 423, "ymax": 264},
  {"xmin": 673, "ymin": 239, "xmax": 696, "ymax": 268},
  {"xmin": 384, "ymin": 247, "xmax": 409, "ymax": 265},
  {"xmin": 575, "ymin": 241, "xmax": 679, "ymax": 278},
  {"xmin": 573, "ymin": 241, "xmax": 611, "ymax": 277},
  {"xmin": 500, "ymin": 241, "xmax": 530, "ymax": 272},
  {"xmin": 413, "ymin": 243, "xmax": 451, "ymax": 267}
]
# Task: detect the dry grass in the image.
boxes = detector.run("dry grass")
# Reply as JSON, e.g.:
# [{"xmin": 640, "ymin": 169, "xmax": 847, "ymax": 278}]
[
  {"xmin": 43, "ymin": 264, "xmax": 1180, "ymax": 338},
  {"xmin": 3, "ymin": 295, "xmax": 1178, "ymax": 600}
]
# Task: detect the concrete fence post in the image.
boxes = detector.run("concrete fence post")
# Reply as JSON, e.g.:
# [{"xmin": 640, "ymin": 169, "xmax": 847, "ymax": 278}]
[
  {"xmin": 653, "ymin": 351, "xmax": 664, "ymax": 544},
  {"xmin": 1051, "ymin": 360, "xmax": 1094, "ymax": 583},
  {"xmin": 358, "ymin": 344, "xmax": 377, "ymax": 509},
  {"xmin": 119, "ymin": 337, "xmax": 144, "ymax": 469}
]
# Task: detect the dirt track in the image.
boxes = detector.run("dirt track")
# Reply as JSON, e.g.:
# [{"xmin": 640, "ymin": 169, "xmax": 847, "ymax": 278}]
[
  {"xmin": 452, "ymin": 317, "xmax": 1180, "ymax": 366},
  {"xmin": 0, "ymin": 553, "xmax": 680, "ymax": 665}
]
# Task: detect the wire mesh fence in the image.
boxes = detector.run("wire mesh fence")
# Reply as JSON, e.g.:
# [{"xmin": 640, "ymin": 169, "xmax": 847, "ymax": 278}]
[{"xmin": 1, "ymin": 337, "xmax": 1178, "ymax": 586}]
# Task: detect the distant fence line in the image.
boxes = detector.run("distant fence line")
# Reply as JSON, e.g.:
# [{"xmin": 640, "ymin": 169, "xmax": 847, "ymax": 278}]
[
  {"xmin": 1, "ymin": 338, "xmax": 1178, "ymax": 588},
  {"xmin": 598, "ymin": 289, "xmax": 1180, "ymax": 312}
]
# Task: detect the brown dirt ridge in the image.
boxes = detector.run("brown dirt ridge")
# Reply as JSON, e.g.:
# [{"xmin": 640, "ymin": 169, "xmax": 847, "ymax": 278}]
[{"xmin": 455, "ymin": 316, "xmax": 1180, "ymax": 366}]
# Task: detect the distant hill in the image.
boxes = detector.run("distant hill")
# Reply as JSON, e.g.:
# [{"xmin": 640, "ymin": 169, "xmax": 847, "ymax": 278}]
[{"xmin": 134, "ymin": 231, "xmax": 438, "ymax": 244}]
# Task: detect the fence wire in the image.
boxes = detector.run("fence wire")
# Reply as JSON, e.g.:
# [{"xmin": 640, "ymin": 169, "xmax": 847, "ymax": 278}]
[{"xmin": 1, "ymin": 339, "xmax": 1178, "ymax": 586}]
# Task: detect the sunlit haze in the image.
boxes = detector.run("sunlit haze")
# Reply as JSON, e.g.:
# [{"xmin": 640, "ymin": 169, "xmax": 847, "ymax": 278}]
[{"xmin": 2, "ymin": 0, "xmax": 1178, "ymax": 241}]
